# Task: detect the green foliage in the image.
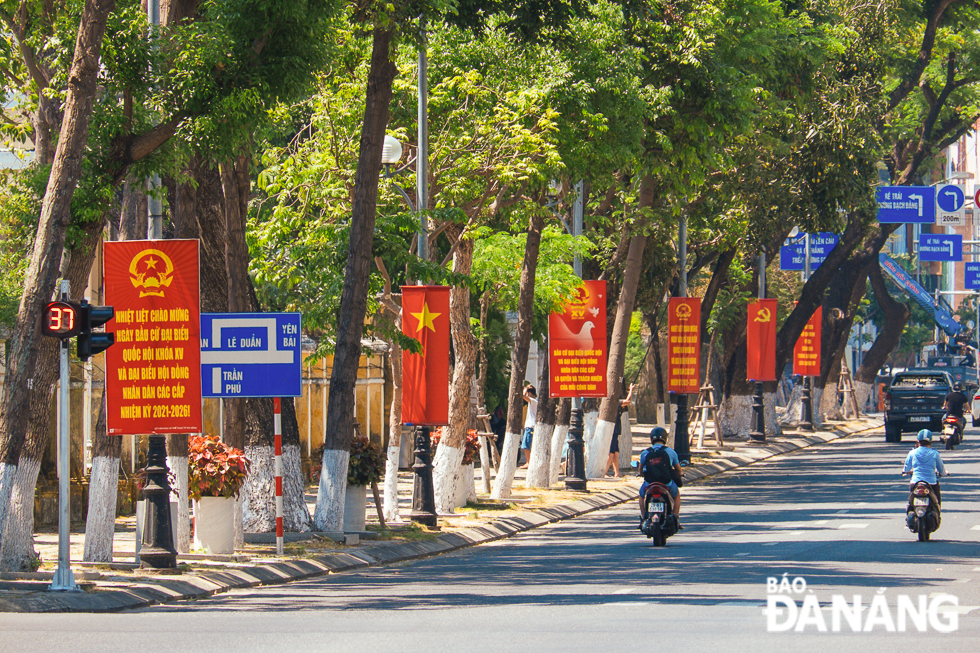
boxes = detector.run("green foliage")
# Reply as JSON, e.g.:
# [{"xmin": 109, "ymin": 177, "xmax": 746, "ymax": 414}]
[
  {"xmin": 345, "ymin": 435, "xmax": 385, "ymax": 486},
  {"xmin": 623, "ymin": 312, "xmax": 647, "ymax": 383},
  {"xmin": 187, "ymin": 434, "xmax": 251, "ymax": 500},
  {"xmin": 0, "ymin": 168, "xmax": 45, "ymax": 330}
]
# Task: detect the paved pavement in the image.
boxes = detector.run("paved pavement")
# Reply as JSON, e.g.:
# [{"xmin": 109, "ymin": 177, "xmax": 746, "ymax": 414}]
[{"xmin": 0, "ymin": 418, "xmax": 879, "ymax": 613}]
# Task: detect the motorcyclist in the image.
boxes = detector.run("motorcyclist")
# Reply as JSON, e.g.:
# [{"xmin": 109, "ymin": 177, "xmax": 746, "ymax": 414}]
[
  {"xmin": 942, "ymin": 382, "xmax": 971, "ymax": 436},
  {"xmin": 902, "ymin": 429, "xmax": 948, "ymax": 506},
  {"xmin": 638, "ymin": 427, "xmax": 684, "ymax": 527}
]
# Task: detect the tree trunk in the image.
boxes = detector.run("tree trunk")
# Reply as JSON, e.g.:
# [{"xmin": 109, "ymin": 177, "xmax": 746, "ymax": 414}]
[
  {"xmin": 586, "ymin": 178, "xmax": 650, "ymax": 478},
  {"xmin": 0, "ymin": 0, "xmax": 117, "ymax": 558},
  {"xmin": 526, "ymin": 335, "xmax": 556, "ymax": 488},
  {"xmin": 434, "ymin": 227, "xmax": 478, "ymax": 513},
  {"xmin": 491, "ymin": 213, "xmax": 545, "ymax": 499},
  {"xmin": 383, "ymin": 328, "xmax": 403, "ymax": 523},
  {"xmin": 314, "ymin": 26, "xmax": 397, "ymax": 531},
  {"xmin": 854, "ymin": 261, "xmax": 910, "ymax": 410},
  {"xmin": 83, "ymin": 399, "xmax": 120, "ymax": 562}
]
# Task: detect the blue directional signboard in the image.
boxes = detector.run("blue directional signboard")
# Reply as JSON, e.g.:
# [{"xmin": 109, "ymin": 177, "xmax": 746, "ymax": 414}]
[
  {"xmin": 936, "ymin": 184, "xmax": 967, "ymax": 226},
  {"xmin": 201, "ymin": 313, "xmax": 302, "ymax": 397},
  {"xmin": 876, "ymin": 186, "xmax": 936, "ymax": 223},
  {"xmin": 965, "ymin": 262, "xmax": 980, "ymax": 291},
  {"xmin": 779, "ymin": 233, "xmax": 839, "ymax": 271},
  {"xmin": 918, "ymin": 233, "xmax": 962, "ymax": 262},
  {"xmin": 779, "ymin": 241, "xmax": 805, "ymax": 271}
]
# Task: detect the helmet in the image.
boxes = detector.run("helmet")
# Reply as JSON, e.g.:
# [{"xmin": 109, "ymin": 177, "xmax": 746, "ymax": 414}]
[
  {"xmin": 650, "ymin": 427, "xmax": 668, "ymax": 443},
  {"xmin": 916, "ymin": 429, "xmax": 932, "ymax": 442},
  {"xmin": 954, "ymin": 382, "xmax": 963, "ymax": 392}
]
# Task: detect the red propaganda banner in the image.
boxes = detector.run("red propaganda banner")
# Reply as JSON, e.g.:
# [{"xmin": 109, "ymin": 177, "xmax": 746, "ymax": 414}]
[
  {"xmin": 402, "ymin": 286, "xmax": 451, "ymax": 425},
  {"xmin": 104, "ymin": 239, "xmax": 202, "ymax": 435},
  {"xmin": 746, "ymin": 299, "xmax": 778, "ymax": 382},
  {"xmin": 793, "ymin": 306, "xmax": 822, "ymax": 376},
  {"xmin": 549, "ymin": 280, "xmax": 608, "ymax": 398},
  {"xmin": 667, "ymin": 298, "xmax": 701, "ymax": 394}
]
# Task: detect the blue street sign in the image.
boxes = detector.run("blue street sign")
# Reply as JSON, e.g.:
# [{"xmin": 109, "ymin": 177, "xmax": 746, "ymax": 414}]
[
  {"xmin": 918, "ymin": 233, "xmax": 962, "ymax": 262},
  {"xmin": 966, "ymin": 262, "xmax": 980, "ymax": 291},
  {"xmin": 201, "ymin": 313, "xmax": 302, "ymax": 397},
  {"xmin": 879, "ymin": 253, "xmax": 963, "ymax": 336},
  {"xmin": 809, "ymin": 232, "xmax": 839, "ymax": 267},
  {"xmin": 778, "ymin": 233, "xmax": 838, "ymax": 271},
  {"xmin": 780, "ymin": 243, "xmax": 804, "ymax": 270},
  {"xmin": 876, "ymin": 186, "xmax": 936, "ymax": 223},
  {"xmin": 937, "ymin": 184, "xmax": 966, "ymax": 213}
]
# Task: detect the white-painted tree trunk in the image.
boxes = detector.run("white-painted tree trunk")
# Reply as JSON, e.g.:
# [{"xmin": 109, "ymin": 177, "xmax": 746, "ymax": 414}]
[
  {"xmin": 525, "ymin": 423, "xmax": 554, "ymax": 488},
  {"xmin": 0, "ymin": 457, "xmax": 41, "ymax": 570},
  {"xmin": 383, "ymin": 439, "xmax": 402, "ymax": 523},
  {"xmin": 548, "ymin": 424, "xmax": 568, "ymax": 486},
  {"xmin": 764, "ymin": 392, "xmax": 781, "ymax": 437},
  {"xmin": 455, "ymin": 463, "xmax": 476, "ymax": 507},
  {"xmin": 854, "ymin": 380, "xmax": 874, "ymax": 415},
  {"xmin": 234, "ymin": 493, "xmax": 244, "ymax": 550},
  {"xmin": 243, "ymin": 445, "xmax": 312, "ymax": 534},
  {"xmin": 313, "ymin": 449, "xmax": 349, "ymax": 532},
  {"xmin": 779, "ymin": 383, "xmax": 804, "ymax": 424},
  {"xmin": 717, "ymin": 393, "xmax": 753, "ymax": 438},
  {"xmin": 433, "ymin": 442, "xmax": 465, "ymax": 514},
  {"xmin": 477, "ymin": 435, "xmax": 492, "ymax": 494},
  {"xmin": 812, "ymin": 386, "xmax": 825, "ymax": 427},
  {"xmin": 0, "ymin": 464, "xmax": 17, "ymax": 564},
  {"xmin": 585, "ymin": 419, "xmax": 615, "ymax": 479},
  {"xmin": 83, "ymin": 455, "xmax": 119, "ymax": 562},
  {"xmin": 618, "ymin": 413, "xmax": 632, "ymax": 469},
  {"xmin": 166, "ymin": 454, "xmax": 189, "ymax": 553},
  {"xmin": 582, "ymin": 410, "xmax": 599, "ymax": 471},
  {"xmin": 491, "ymin": 429, "xmax": 521, "ymax": 499}
]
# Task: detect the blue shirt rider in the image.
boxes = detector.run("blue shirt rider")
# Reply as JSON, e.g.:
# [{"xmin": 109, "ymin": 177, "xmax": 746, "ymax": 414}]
[
  {"xmin": 903, "ymin": 429, "xmax": 948, "ymax": 504},
  {"xmin": 639, "ymin": 427, "xmax": 683, "ymax": 527}
]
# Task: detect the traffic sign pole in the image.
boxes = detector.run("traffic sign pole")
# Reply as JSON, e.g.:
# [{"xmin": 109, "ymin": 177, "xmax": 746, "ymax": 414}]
[{"xmin": 274, "ymin": 398, "xmax": 283, "ymax": 556}]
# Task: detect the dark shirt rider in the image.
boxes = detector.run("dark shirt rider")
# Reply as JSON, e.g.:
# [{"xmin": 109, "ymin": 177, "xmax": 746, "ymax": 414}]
[{"xmin": 943, "ymin": 384, "xmax": 971, "ymax": 432}]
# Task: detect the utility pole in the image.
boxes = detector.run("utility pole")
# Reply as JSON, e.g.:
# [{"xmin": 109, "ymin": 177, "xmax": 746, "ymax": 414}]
[
  {"xmin": 673, "ymin": 217, "xmax": 691, "ymax": 463},
  {"xmin": 749, "ymin": 250, "xmax": 767, "ymax": 441}
]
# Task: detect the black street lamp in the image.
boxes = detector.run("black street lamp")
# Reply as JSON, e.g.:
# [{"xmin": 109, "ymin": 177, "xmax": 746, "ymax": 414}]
[{"xmin": 564, "ymin": 408, "xmax": 588, "ymax": 491}]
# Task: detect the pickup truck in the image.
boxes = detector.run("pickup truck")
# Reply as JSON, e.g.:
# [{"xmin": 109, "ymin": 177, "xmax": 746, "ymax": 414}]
[{"xmin": 883, "ymin": 370, "xmax": 954, "ymax": 442}]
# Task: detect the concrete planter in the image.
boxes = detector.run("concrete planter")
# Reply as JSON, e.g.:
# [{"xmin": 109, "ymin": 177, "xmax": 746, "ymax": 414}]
[
  {"xmin": 343, "ymin": 485, "xmax": 367, "ymax": 532},
  {"xmin": 193, "ymin": 497, "xmax": 235, "ymax": 554}
]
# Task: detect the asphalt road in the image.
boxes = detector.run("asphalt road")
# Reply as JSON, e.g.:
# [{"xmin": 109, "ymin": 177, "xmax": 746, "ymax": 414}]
[{"xmin": 4, "ymin": 428, "xmax": 980, "ymax": 652}]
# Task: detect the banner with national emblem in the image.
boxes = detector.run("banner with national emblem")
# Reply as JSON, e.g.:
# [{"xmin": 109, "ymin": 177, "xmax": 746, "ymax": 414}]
[
  {"xmin": 104, "ymin": 239, "xmax": 202, "ymax": 435},
  {"xmin": 793, "ymin": 306, "xmax": 822, "ymax": 377},
  {"xmin": 667, "ymin": 297, "xmax": 701, "ymax": 394},
  {"xmin": 549, "ymin": 280, "xmax": 608, "ymax": 398},
  {"xmin": 401, "ymin": 286, "xmax": 451, "ymax": 425},
  {"xmin": 746, "ymin": 298, "xmax": 778, "ymax": 382}
]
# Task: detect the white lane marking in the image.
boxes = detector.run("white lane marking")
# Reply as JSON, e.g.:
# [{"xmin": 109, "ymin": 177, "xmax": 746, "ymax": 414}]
[
  {"xmin": 605, "ymin": 601, "xmax": 650, "ymax": 606},
  {"xmin": 954, "ymin": 579, "xmax": 971, "ymax": 584},
  {"xmin": 735, "ymin": 552, "xmax": 751, "ymax": 556},
  {"xmin": 763, "ymin": 542, "xmax": 779, "ymax": 546},
  {"xmin": 613, "ymin": 588, "xmax": 637, "ymax": 594},
  {"xmin": 814, "ymin": 520, "xmax": 829, "ymax": 525},
  {"xmin": 970, "ymin": 525, "xmax": 980, "ymax": 531},
  {"xmin": 838, "ymin": 523, "xmax": 869, "ymax": 529},
  {"xmin": 973, "ymin": 567, "xmax": 980, "ymax": 572},
  {"xmin": 708, "ymin": 525, "xmax": 737, "ymax": 531},
  {"xmin": 835, "ymin": 510, "xmax": 850, "ymax": 514}
]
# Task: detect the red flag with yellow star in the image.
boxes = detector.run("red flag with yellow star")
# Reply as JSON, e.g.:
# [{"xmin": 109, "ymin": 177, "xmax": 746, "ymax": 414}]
[{"xmin": 402, "ymin": 286, "xmax": 450, "ymax": 425}]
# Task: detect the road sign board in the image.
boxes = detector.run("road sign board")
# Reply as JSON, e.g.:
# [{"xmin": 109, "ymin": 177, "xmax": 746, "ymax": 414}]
[
  {"xmin": 201, "ymin": 313, "xmax": 302, "ymax": 397},
  {"xmin": 965, "ymin": 262, "xmax": 980, "ymax": 291},
  {"xmin": 779, "ymin": 243, "xmax": 804, "ymax": 270},
  {"xmin": 778, "ymin": 233, "xmax": 838, "ymax": 271},
  {"xmin": 876, "ymin": 186, "xmax": 936, "ymax": 223},
  {"xmin": 918, "ymin": 233, "xmax": 962, "ymax": 262},
  {"xmin": 808, "ymin": 233, "xmax": 838, "ymax": 266},
  {"xmin": 974, "ymin": 184, "xmax": 980, "ymax": 208},
  {"xmin": 936, "ymin": 184, "xmax": 966, "ymax": 226}
]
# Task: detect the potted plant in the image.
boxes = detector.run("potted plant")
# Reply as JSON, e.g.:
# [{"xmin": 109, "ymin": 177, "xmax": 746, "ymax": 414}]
[
  {"xmin": 187, "ymin": 434, "xmax": 250, "ymax": 554},
  {"xmin": 343, "ymin": 435, "xmax": 384, "ymax": 532}
]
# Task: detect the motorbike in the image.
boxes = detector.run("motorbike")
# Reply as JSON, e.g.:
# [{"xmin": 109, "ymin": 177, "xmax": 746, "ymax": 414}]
[
  {"xmin": 639, "ymin": 482, "xmax": 678, "ymax": 547},
  {"xmin": 941, "ymin": 414, "xmax": 964, "ymax": 450},
  {"xmin": 905, "ymin": 478, "xmax": 942, "ymax": 542}
]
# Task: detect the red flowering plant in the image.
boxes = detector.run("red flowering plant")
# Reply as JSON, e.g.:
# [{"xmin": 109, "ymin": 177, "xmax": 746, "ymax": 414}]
[
  {"xmin": 431, "ymin": 428, "xmax": 482, "ymax": 465},
  {"xmin": 187, "ymin": 434, "xmax": 251, "ymax": 501}
]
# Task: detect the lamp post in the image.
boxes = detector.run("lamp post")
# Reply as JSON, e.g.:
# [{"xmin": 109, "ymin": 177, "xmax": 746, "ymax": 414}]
[
  {"xmin": 749, "ymin": 249, "xmax": 767, "ymax": 442},
  {"xmin": 800, "ymin": 232, "xmax": 814, "ymax": 431},
  {"xmin": 673, "ymin": 216, "xmax": 691, "ymax": 463}
]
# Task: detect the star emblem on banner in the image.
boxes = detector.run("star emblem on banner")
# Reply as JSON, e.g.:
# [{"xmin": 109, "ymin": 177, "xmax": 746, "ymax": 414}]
[{"xmin": 411, "ymin": 302, "xmax": 441, "ymax": 333}]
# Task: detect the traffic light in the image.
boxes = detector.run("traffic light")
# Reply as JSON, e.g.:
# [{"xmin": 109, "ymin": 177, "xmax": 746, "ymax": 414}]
[
  {"xmin": 76, "ymin": 300, "xmax": 115, "ymax": 361},
  {"xmin": 41, "ymin": 301, "xmax": 83, "ymax": 338}
]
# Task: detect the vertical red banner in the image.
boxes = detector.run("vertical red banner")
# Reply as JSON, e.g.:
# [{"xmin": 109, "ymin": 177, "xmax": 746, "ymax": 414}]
[
  {"xmin": 793, "ymin": 306, "xmax": 822, "ymax": 376},
  {"xmin": 549, "ymin": 280, "xmax": 608, "ymax": 398},
  {"xmin": 667, "ymin": 298, "xmax": 701, "ymax": 393},
  {"xmin": 104, "ymin": 239, "xmax": 202, "ymax": 435},
  {"xmin": 402, "ymin": 286, "xmax": 451, "ymax": 425},
  {"xmin": 746, "ymin": 298, "xmax": 778, "ymax": 382}
]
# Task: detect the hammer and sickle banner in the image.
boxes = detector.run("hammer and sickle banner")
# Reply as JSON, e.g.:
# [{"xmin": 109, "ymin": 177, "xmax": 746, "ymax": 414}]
[
  {"xmin": 402, "ymin": 286, "xmax": 450, "ymax": 425},
  {"xmin": 104, "ymin": 239, "xmax": 202, "ymax": 435},
  {"xmin": 793, "ymin": 306, "xmax": 822, "ymax": 377},
  {"xmin": 667, "ymin": 297, "xmax": 701, "ymax": 394},
  {"xmin": 746, "ymin": 299, "xmax": 778, "ymax": 382}
]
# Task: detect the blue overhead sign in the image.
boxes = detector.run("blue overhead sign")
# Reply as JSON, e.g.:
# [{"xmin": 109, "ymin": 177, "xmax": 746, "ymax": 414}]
[
  {"xmin": 918, "ymin": 233, "xmax": 962, "ymax": 261},
  {"xmin": 876, "ymin": 186, "xmax": 936, "ymax": 223},
  {"xmin": 201, "ymin": 313, "xmax": 302, "ymax": 398},
  {"xmin": 879, "ymin": 253, "xmax": 963, "ymax": 336},
  {"xmin": 778, "ymin": 233, "xmax": 839, "ymax": 271},
  {"xmin": 779, "ymin": 242, "xmax": 804, "ymax": 270},
  {"xmin": 809, "ymin": 233, "xmax": 838, "ymax": 266},
  {"xmin": 937, "ymin": 185, "xmax": 966, "ymax": 213},
  {"xmin": 966, "ymin": 262, "xmax": 980, "ymax": 291}
]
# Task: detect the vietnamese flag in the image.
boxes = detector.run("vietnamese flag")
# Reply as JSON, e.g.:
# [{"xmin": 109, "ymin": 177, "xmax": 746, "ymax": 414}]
[
  {"xmin": 746, "ymin": 299, "xmax": 778, "ymax": 382},
  {"xmin": 401, "ymin": 286, "xmax": 450, "ymax": 425}
]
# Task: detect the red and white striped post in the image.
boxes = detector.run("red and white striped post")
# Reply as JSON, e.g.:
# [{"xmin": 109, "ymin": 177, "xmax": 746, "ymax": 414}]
[{"xmin": 274, "ymin": 398, "xmax": 284, "ymax": 555}]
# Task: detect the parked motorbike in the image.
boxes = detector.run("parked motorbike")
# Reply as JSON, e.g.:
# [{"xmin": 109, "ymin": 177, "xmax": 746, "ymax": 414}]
[
  {"xmin": 905, "ymin": 479, "xmax": 942, "ymax": 542},
  {"xmin": 941, "ymin": 415, "xmax": 963, "ymax": 450},
  {"xmin": 639, "ymin": 482, "xmax": 678, "ymax": 547}
]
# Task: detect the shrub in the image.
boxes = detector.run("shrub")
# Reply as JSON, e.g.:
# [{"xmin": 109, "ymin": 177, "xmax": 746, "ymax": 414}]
[{"xmin": 187, "ymin": 434, "xmax": 251, "ymax": 500}]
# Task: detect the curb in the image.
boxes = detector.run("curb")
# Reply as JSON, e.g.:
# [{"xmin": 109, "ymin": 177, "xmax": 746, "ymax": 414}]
[{"xmin": 0, "ymin": 418, "xmax": 880, "ymax": 613}]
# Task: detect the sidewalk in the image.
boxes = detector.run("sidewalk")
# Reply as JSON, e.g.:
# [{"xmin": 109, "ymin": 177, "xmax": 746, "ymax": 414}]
[{"xmin": 0, "ymin": 417, "xmax": 881, "ymax": 613}]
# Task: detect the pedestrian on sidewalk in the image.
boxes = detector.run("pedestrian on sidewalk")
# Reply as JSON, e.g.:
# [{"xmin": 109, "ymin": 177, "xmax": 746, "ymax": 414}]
[
  {"xmin": 519, "ymin": 383, "xmax": 537, "ymax": 468},
  {"xmin": 605, "ymin": 381, "xmax": 635, "ymax": 477}
]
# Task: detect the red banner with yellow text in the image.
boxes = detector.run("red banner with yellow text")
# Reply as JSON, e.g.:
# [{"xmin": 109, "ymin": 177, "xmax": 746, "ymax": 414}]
[
  {"xmin": 746, "ymin": 299, "xmax": 778, "ymax": 382},
  {"xmin": 667, "ymin": 298, "xmax": 701, "ymax": 394},
  {"xmin": 104, "ymin": 239, "xmax": 202, "ymax": 435},
  {"xmin": 402, "ymin": 286, "xmax": 451, "ymax": 425},
  {"xmin": 549, "ymin": 280, "xmax": 608, "ymax": 398},
  {"xmin": 793, "ymin": 306, "xmax": 822, "ymax": 376}
]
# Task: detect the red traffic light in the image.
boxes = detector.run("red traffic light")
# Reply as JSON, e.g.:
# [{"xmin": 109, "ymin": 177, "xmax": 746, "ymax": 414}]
[{"xmin": 41, "ymin": 301, "xmax": 82, "ymax": 338}]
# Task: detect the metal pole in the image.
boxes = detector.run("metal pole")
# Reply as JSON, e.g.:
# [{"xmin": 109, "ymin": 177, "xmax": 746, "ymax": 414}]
[
  {"xmin": 749, "ymin": 251, "xmax": 767, "ymax": 441},
  {"xmin": 147, "ymin": 0, "xmax": 162, "ymax": 241},
  {"xmin": 673, "ymin": 217, "xmax": 690, "ymax": 463},
  {"xmin": 416, "ymin": 16, "xmax": 428, "ymax": 263},
  {"xmin": 572, "ymin": 181, "xmax": 584, "ymax": 278},
  {"xmin": 50, "ymin": 282, "xmax": 78, "ymax": 592},
  {"xmin": 800, "ymin": 234, "xmax": 814, "ymax": 431},
  {"xmin": 564, "ymin": 408, "xmax": 587, "ymax": 491},
  {"xmin": 410, "ymin": 426, "xmax": 438, "ymax": 527},
  {"xmin": 274, "ymin": 398, "xmax": 283, "ymax": 556}
]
